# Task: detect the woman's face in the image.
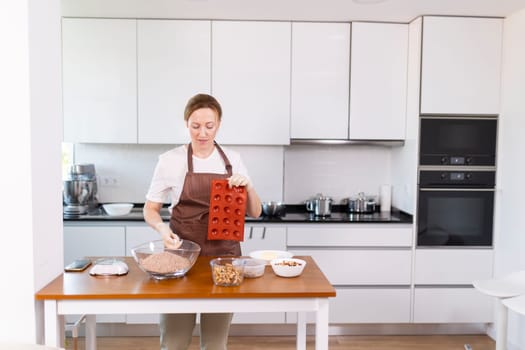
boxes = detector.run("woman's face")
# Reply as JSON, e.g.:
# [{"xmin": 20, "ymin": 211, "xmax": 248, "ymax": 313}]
[{"xmin": 186, "ymin": 107, "xmax": 220, "ymax": 148}]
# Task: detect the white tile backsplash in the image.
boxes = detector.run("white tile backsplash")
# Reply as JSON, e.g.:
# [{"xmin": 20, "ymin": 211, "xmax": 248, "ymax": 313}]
[
  {"xmin": 284, "ymin": 144, "xmax": 392, "ymax": 204},
  {"xmin": 73, "ymin": 143, "xmax": 394, "ymax": 206},
  {"xmin": 73, "ymin": 143, "xmax": 284, "ymax": 204}
]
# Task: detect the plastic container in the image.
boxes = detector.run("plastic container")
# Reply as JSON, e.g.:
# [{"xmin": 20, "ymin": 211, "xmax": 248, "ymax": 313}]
[
  {"xmin": 242, "ymin": 258, "xmax": 266, "ymax": 278},
  {"xmin": 207, "ymin": 179, "xmax": 246, "ymax": 241},
  {"xmin": 210, "ymin": 257, "xmax": 245, "ymax": 286}
]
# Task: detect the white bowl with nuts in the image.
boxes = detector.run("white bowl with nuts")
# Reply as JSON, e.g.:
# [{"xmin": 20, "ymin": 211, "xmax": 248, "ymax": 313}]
[
  {"xmin": 270, "ymin": 258, "xmax": 307, "ymax": 278},
  {"xmin": 210, "ymin": 257, "xmax": 245, "ymax": 286}
]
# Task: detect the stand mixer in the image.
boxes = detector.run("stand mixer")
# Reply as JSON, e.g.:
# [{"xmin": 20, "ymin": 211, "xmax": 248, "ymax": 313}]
[{"xmin": 63, "ymin": 163, "xmax": 98, "ymax": 216}]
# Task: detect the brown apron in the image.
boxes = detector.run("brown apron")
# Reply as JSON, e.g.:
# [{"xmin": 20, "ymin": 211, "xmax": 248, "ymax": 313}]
[{"xmin": 170, "ymin": 143, "xmax": 241, "ymax": 256}]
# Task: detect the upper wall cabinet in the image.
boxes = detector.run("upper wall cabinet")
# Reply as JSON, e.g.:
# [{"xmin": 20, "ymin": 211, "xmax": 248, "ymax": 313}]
[
  {"xmin": 290, "ymin": 22, "xmax": 351, "ymax": 140},
  {"xmin": 62, "ymin": 18, "xmax": 137, "ymax": 143},
  {"xmin": 137, "ymin": 20, "xmax": 211, "ymax": 144},
  {"xmin": 212, "ymin": 21, "xmax": 291, "ymax": 145},
  {"xmin": 349, "ymin": 22, "xmax": 409, "ymax": 141},
  {"xmin": 420, "ymin": 16, "xmax": 503, "ymax": 115}
]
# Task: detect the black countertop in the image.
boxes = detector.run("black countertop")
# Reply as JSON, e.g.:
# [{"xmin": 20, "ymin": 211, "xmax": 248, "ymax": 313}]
[{"xmin": 64, "ymin": 204, "xmax": 412, "ymax": 224}]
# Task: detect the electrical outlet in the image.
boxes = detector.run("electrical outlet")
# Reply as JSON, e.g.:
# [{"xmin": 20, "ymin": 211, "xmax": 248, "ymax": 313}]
[{"xmin": 100, "ymin": 176, "xmax": 118, "ymax": 187}]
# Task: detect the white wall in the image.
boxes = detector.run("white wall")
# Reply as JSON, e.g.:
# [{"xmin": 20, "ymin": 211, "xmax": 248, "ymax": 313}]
[
  {"xmin": 0, "ymin": 0, "xmax": 63, "ymax": 345},
  {"xmin": 495, "ymin": 7, "xmax": 525, "ymax": 349}
]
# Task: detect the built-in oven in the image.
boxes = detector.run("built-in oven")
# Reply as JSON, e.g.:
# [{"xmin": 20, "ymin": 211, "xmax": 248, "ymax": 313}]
[
  {"xmin": 420, "ymin": 116, "xmax": 497, "ymax": 166},
  {"xmin": 417, "ymin": 170, "xmax": 495, "ymax": 247}
]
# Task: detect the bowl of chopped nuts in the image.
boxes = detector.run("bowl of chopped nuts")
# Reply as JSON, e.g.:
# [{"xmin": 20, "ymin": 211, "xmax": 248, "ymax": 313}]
[
  {"xmin": 210, "ymin": 257, "xmax": 246, "ymax": 286},
  {"xmin": 131, "ymin": 239, "xmax": 201, "ymax": 280},
  {"xmin": 270, "ymin": 258, "xmax": 307, "ymax": 278}
]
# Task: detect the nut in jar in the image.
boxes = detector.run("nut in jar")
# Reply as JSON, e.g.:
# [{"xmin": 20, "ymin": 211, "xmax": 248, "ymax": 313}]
[{"xmin": 210, "ymin": 257, "xmax": 245, "ymax": 286}]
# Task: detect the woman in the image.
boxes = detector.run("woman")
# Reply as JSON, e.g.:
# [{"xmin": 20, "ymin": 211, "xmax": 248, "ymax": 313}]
[{"xmin": 143, "ymin": 93, "xmax": 262, "ymax": 350}]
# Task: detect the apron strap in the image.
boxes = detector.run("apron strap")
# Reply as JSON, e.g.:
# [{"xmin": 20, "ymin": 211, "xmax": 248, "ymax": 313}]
[{"xmin": 186, "ymin": 142, "xmax": 233, "ymax": 176}]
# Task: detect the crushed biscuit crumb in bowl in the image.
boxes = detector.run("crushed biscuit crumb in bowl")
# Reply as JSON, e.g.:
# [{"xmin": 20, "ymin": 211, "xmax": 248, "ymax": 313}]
[
  {"xmin": 210, "ymin": 257, "xmax": 245, "ymax": 286},
  {"xmin": 131, "ymin": 239, "xmax": 201, "ymax": 280}
]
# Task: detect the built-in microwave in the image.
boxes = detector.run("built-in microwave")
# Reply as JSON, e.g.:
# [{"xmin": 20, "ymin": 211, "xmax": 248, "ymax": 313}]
[{"xmin": 419, "ymin": 117, "xmax": 497, "ymax": 167}]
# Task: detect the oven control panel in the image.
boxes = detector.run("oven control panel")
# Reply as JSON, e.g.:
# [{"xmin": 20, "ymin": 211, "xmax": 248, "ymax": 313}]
[{"xmin": 420, "ymin": 170, "xmax": 495, "ymax": 187}]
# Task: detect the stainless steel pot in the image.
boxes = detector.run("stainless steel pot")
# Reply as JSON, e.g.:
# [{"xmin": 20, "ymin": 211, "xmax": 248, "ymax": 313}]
[
  {"xmin": 306, "ymin": 194, "xmax": 333, "ymax": 216},
  {"xmin": 347, "ymin": 192, "xmax": 378, "ymax": 213}
]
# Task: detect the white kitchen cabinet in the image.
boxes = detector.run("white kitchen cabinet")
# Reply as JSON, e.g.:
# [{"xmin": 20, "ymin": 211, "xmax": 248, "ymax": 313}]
[
  {"xmin": 349, "ymin": 22, "xmax": 408, "ymax": 140},
  {"xmin": 289, "ymin": 248, "xmax": 412, "ymax": 285},
  {"xmin": 63, "ymin": 225, "xmax": 126, "ymax": 323},
  {"xmin": 420, "ymin": 16, "xmax": 503, "ymax": 115},
  {"xmin": 287, "ymin": 223, "xmax": 412, "ymax": 323},
  {"xmin": 287, "ymin": 224, "xmax": 412, "ymax": 247},
  {"xmin": 413, "ymin": 249, "xmax": 494, "ymax": 323},
  {"xmin": 211, "ymin": 21, "xmax": 291, "ymax": 145},
  {"xmin": 414, "ymin": 249, "xmax": 494, "ymax": 285},
  {"xmin": 290, "ymin": 22, "xmax": 350, "ymax": 139},
  {"xmin": 137, "ymin": 20, "xmax": 211, "ymax": 144},
  {"xmin": 241, "ymin": 225, "xmax": 287, "ymax": 255},
  {"xmin": 413, "ymin": 287, "xmax": 493, "ymax": 323},
  {"xmin": 287, "ymin": 287, "xmax": 411, "ymax": 324},
  {"xmin": 234, "ymin": 225, "xmax": 287, "ymax": 324},
  {"xmin": 62, "ymin": 18, "xmax": 137, "ymax": 143}
]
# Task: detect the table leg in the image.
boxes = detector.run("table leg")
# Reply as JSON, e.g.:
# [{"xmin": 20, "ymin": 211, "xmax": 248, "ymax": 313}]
[
  {"xmin": 296, "ymin": 311, "xmax": 306, "ymax": 350},
  {"xmin": 496, "ymin": 299, "xmax": 508, "ymax": 350},
  {"xmin": 315, "ymin": 299, "xmax": 329, "ymax": 350},
  {"xmin": 44, "ymin": 300, "xmax": 60, "ymax": 347},
  {"xmin": 85, "ymin": 315, "xmax": 97, "ymax": 350}
]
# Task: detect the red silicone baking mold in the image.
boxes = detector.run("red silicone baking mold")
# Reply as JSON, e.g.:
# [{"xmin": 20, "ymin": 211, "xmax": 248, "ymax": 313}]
[{"xmin": 207, "ymin": 179, "xmax": 246, "ymax": 241}]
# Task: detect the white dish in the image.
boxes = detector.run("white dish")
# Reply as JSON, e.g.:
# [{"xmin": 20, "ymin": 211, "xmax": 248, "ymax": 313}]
[
  {"xmin": 103, "ymin": 203, "xmax": 134, "ymax": 216},
  {"xmin": 270, "ymin": 258, "xmax": 306, "ymax": 278},
  {"xmin": 249, "ymin": 250, "xmax": 293, "ymax": 265},
  {"xmin": 89, "ymin": 259, "xmax": 129, "ymax": 276}
]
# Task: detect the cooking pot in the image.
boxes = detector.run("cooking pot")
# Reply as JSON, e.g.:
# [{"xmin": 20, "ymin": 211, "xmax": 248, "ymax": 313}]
[
  {"xmin": 346, "ymin": 192, "xmax": 378, "ymax": 213},
  {"xmin": 305, "ymin": 194, "xmax": 333, "ymax": 216}
]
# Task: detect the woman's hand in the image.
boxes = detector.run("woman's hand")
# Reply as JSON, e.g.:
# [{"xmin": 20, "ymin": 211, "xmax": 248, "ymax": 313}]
[
  {"xmin": 228, "ymin": 173, "xmax": 252, "ymax": 191},
  {"xmin": 155, "ymin": 222, "xmax": 182, "ymax": 249}
]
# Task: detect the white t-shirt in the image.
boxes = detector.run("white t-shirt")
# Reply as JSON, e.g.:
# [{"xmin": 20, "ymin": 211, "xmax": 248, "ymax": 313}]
[{"xmin": 145, "ymin": 145, "xmax": 251, "ymax": 208}]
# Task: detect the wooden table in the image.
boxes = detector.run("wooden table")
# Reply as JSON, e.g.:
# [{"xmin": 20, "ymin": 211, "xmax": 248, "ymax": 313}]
[{"xmin": 35, "ymin": 256, "xmax": 336, "ymax": 350}]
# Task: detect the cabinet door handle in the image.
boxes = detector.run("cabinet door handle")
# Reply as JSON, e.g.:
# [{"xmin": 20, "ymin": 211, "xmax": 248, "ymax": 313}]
[
  {"xmin": 262, "ymin": 227, "xmax": 266, "ymax": 239},
  {"xmin": 249, "ymin": 226, "xmax": 253, "ymax": 239}
]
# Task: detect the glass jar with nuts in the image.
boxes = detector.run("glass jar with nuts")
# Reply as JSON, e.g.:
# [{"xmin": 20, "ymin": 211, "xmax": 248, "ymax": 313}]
[{"xmin": 210, "ymin": 257, "xmax": 245, "ymax": 286}]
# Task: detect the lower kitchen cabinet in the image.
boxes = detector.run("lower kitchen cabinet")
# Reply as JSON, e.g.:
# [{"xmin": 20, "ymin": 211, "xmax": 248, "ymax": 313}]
[
  {"xmin": 63, "ymin": 225, "xmax": 127, "ymax": 323},
  {"xmin": 287, "ymin": 224, "xmax": 413, "ymax": 324},
  {"xmin": 413, "ymin": 249, "xmax": 494, "ymax": 323},
  {"xmin": 289, "ymin": 249, "xmax": 412, "ymax": 285},
  {"xmin": 414, "ymin": 249, "xmax": 494, "ymax": 284},
  {"xmin": 413, "ymin": 287, "xmax": 493, "ymax": 323},
  {"xmin": 287, "ymin": 287, "xmax": 411, "ymax": 324},
  {"xmin": 241, "ymin": 225, "xmax": 287, "ymax": 254}
]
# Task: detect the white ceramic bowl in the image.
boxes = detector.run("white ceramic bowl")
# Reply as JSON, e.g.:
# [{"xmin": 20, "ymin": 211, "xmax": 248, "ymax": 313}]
[
  {"xmin": 103, "ymin": 203, "xmax": 134, "ymax": 216},
  {"xmin": 249, "ymin": 250, "xmax": 293, "ymax": 265},
  {"xmin": 242, "ymin": 258, "xmax": 266, "ymax": 278},
  {"xmin": 270, "ymin": 258, "xmax": 307, "ymax": 278}
]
